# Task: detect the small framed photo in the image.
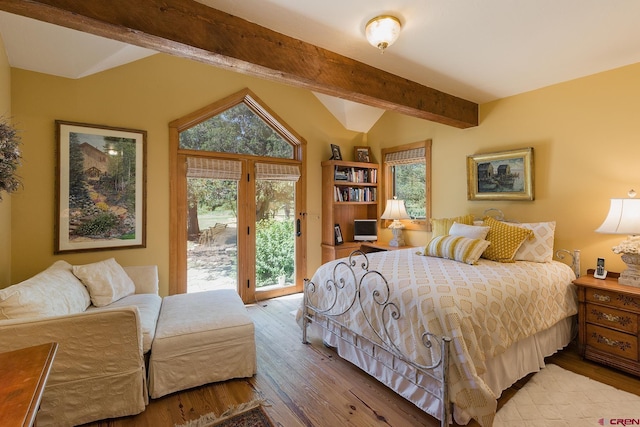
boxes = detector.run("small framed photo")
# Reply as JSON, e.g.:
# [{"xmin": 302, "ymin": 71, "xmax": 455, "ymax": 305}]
[
  {"xmin": 330, "ymin": 144, "xmax": 342, "ymax": 160},
  {"xmin": 466, "ymin": 147, "xmax": 534, "ymax": 201},
  {"xmin": 354, "ymin": 146, "xmax": 371, "ymax": 163},
  {"xmin": 55, "ymin": 120, "xmax": 147, "ymax": 253},
  {"xmin": 334, "ymin": 224, "xmax": 343, "ymax": 245}
]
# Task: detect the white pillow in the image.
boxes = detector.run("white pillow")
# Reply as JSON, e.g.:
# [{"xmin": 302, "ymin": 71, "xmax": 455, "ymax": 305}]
[
  {"xmin": 449, "ymin": 222, "xmax": 490, "ymax": 240},
  {"xmin": 514, "ymin": 221, "xmax": 556, "ymax": 263},
  {"xmin": 73, "ymin": 258, "xmax": 135, "ymax": 307},
  {"xmin": 0, "ymin": 260, "xmax": 91, "ymax": 320}
]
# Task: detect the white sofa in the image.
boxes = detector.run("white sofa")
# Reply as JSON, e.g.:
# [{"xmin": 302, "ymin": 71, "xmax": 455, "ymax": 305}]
[{"xmin": 0, "ymin": 259, "xmax": 162, "ymax": 427}]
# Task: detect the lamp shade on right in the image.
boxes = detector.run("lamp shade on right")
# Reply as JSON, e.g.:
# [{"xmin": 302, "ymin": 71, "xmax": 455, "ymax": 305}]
[{"xmin": 596, "ymin": 198, "xmax": 640, "ymax": 235}]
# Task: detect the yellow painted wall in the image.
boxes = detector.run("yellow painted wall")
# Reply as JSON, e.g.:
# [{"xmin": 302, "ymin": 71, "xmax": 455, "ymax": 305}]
[
  {"xmin": 9, "ymin": 54, "xmax": 362, "ymax": 294},
  {"xmin": 9, "ymin": 50, "xmax": 640, "ymax": 288},
  {"xmin": 0, "ymin": 33, "xmax": 11, "ymax": 287},
  {"xmin": 368, "ymin": 62, "xmax": 640, "ymax": 276}
]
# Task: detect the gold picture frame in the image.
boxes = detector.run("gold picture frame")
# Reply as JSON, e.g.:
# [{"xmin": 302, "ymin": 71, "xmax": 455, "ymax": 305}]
[{"xmin": 467, "ymin": 147, "xmax": 534, "ymax": 201}]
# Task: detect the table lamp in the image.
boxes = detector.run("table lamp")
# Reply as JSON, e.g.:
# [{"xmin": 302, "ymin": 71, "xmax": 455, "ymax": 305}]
[
  {"xmin": 595, "ymin": 189, "xmax": 640, "ymax": 287},
  {"xmin": 381, "ymin": 198, "xmax": 410, "ymax": 247}
]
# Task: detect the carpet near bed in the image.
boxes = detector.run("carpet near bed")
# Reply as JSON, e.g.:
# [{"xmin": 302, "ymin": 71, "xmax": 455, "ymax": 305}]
[
  {"xmin": 495, "ymin": 364, "xmax": 640, "ymax": 426},
  {"xmin": 175, "ymin": 400, "xmax": 273, "ymax": 427}
]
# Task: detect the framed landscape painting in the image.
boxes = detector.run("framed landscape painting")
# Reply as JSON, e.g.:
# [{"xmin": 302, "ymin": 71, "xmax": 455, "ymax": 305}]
[
  {"xmin": 466, "ymin": 147, "xmax": 534, "ymax": 201},
  {"xmin": 55, "ymin": 120, "xmax": 147, "ymax": 253}
]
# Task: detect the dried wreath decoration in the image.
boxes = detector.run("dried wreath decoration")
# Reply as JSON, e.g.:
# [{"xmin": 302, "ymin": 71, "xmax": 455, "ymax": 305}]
[{"xmin": 0, "ymin": 117, "xmax": 22, "ymax": 200}]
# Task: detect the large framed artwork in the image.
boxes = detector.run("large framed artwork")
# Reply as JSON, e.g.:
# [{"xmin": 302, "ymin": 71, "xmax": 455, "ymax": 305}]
[
  {"xmin": 466, "ymin": 147, "xmax": 534, "ymax": 201},
  {"xmin": 55, "ymin": 120, "xmax": 147, "ymax": 253}
]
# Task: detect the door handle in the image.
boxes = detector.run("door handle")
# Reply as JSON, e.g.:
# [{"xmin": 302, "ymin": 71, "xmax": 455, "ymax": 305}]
[{"xmin": 296, "ymin": 218, "xmax": 301, "ymax": 237}]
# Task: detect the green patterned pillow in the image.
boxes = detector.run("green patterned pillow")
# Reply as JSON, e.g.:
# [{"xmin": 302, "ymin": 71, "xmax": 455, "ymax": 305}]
[
  {"xmin": 481, "ymin": 216, "xmax": 533, "ymax": 263},
  {"xmin": 430, "ymin": 214, "xmax": 474, "ymax": 237},
  {"xmin": 425, "ymin": 235, "xmax": 491, "ymax": 265}
]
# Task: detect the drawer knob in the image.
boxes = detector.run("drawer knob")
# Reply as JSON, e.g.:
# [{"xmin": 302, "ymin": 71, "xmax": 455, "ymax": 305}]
[
  {"xmin": 590, "ymin": 308, "xmax": 632, "ymax": 326},
  {"xmin": 593, "ymin": 293, "xmax": 611, "ymax": 302},
  {"xmin": 602, "ymin": 312, "xmax": 622, "ymax": 323}
]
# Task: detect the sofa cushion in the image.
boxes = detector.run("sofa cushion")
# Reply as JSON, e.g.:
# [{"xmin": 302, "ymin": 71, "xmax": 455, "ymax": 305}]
[
  {"xmin": 87, "ymin": 293, "xmax": 162, "ymax": 353},
  {"xmin": 73, "ymin": 258, "xmax": 135, "ymax": 307},
  {"xmin": 0, "ymin": 260, "xmax": 91, "ymax": 320}
]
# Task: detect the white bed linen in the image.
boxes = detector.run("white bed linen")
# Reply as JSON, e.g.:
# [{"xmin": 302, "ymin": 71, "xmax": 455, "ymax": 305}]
[{"xmin": 302, "ymin": 249, "xmax": 577, "ymax": 426}]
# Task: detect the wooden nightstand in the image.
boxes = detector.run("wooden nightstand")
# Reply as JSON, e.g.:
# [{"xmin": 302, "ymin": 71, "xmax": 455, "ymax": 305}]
[
  {"xmin": 359, "ymin": 242, "xmax": 417, "ymax": 253},
  {"xmin": 573, "ymin": 273, "xmax": 640, "ymax": 376}
]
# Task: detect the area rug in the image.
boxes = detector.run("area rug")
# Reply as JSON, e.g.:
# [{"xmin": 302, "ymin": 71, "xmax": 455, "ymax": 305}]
[
  {"xmin": 175, "ymin": 399, "xmax": 273, "ymax": 427},
  {"xmin": 495, "ymin": 364, "xmax": 640, "ymax": 426}
]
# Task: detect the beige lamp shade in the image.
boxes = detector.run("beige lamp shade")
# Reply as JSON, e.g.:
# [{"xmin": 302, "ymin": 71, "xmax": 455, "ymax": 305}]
[
  {"xmin": 596, "ymin": 198, "xmax": 640, "ymax": 235},
  {"xmin": 596, "ymin": 194, "xmax": 640, "ymax": 287},
  {"xmin": 381, "ymin": 198, "xmax": 410, "ymax": 221},
  {"xmin": 381, "ymin": 198, "xmax": 409, "ymax": 247}
]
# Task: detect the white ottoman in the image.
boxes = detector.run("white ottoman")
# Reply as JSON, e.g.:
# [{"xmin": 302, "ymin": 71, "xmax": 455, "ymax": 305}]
[{"xmin": 148, "ymin": 289, "xmax": 256, "ymax": 398}]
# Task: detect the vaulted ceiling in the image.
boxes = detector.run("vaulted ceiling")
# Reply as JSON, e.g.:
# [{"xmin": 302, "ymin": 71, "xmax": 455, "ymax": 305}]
[{"xmin": 2, "ymin": 1, "xmax": 640, "ymax": 131}]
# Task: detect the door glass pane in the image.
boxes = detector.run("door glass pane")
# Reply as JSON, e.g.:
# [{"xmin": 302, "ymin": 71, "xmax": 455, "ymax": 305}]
[
  {"xmin": 255, "ymin": 179, "xmax": 295, "ymax": 289},
  {"xmin": 187, "ymin": 177, "xmax": 238, "ymax": 293}
]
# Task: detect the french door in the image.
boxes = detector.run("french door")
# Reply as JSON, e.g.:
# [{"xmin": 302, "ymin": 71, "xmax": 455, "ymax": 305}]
[
  {"xmin": 180, "ymin": 156, "xmax": 303, "ymax": 302},
  {"xmin": 169, "ymin": 89, "xmax": 306, "ymax": 302}
]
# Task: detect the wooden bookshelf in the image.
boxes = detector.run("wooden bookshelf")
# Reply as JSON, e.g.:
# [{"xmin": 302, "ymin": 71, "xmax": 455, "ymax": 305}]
[{"xmin": 321, "ymin": 160, "xmax": 379, "ymax": 263}]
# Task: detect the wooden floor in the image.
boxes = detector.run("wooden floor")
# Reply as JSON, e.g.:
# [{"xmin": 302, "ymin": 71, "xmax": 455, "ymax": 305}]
[{"xmin": 84, "ymin": 293, "xmax": 640, "ymax": 427}]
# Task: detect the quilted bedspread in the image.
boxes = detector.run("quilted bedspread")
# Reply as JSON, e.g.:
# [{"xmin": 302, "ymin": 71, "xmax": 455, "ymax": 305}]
[{"xmin": 304, "ymin": 248, "xmax": 577, "ymax": 426}]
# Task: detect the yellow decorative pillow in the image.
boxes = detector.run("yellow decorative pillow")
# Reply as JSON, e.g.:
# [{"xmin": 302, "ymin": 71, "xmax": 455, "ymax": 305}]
[
  {"xmin": 481, "ymin": 216, "xmax": 534, "ymax": 263},
  {"xmin": 430, "ymin": 214, "xmax": 474, "ymax": 237},
  {"xmin": 425, "ymin": 235, "xmax": 491, "ymax": 265}
]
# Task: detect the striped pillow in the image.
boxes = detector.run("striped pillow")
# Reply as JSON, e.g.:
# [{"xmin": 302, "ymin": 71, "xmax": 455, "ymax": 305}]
[{"xmin": 425, "ymin": 235, "xmax": 491, "ymax": 265}]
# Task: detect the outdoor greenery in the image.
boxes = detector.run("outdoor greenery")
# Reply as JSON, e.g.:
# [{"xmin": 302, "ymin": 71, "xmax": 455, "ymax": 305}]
[
  {"xmin": 180, "ymin": 103, "xmax": 293, "ymax": 158},
  {"xmin": 393, "ymin": 163, "xmax": 426, "ymax": 219},
  {"xmin": 255, "ymin": 218, "xmax": 294, "ymax": 286}
]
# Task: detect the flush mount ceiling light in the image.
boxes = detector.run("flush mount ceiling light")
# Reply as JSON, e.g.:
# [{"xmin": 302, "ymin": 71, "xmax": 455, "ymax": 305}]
[{"xmin": 365, "ymin": 15, "xmax": 402, "ymax": 53}]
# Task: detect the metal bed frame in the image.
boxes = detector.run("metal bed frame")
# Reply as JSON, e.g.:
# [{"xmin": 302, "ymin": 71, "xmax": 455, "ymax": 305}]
[{"xmin": 301, "ymin": 248, "xmax": 580, "ymax": 426}]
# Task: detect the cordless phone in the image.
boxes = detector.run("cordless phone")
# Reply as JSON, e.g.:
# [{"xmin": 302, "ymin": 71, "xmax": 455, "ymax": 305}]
[{"xmin": 594, "ymin": 257, "xmax": 607, "ymax": 279}]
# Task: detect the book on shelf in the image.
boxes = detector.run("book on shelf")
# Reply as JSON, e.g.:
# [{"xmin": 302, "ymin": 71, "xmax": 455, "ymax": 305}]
[
  {"xmin": 333, "ymin": 166, "xmax": 377, "ymax": 183},
  {"xmin": 333, "ymin": 186, "xmax": 376, "ymax": 202},
  {"xmin": 334, "ymin": 170, "xmax": 349, "ymax": 181}
]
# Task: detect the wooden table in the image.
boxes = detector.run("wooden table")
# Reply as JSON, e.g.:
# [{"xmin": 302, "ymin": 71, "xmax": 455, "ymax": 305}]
[{"xmin": 0, "ymin": 343, "xmax": 58, "ymax": 426}]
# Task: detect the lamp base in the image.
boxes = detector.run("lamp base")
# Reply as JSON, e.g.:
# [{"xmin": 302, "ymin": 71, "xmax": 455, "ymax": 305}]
[
  {"xmin": 619, "ymin": 253, "xmax": 640, "ymax": 287},
  {"xmin": 388, "ymin": 227, "xmax": 405, "ymax": 247}
]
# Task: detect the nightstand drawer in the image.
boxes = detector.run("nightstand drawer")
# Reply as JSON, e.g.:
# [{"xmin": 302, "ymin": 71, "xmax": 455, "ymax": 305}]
[
  {"xmin": 586, "ymin": 324, "xmax": 638, "ymax": 361},
  {"xmin": 586, "ymin": 303, "xmax": 638, "ymax": 334},
  {"xmin": 586, "ymin": 287, "xmax": 640, "ymax": 311},
  {"xmin": 334, "ymin": 246, "xmax": 359, "ymax": 259}
]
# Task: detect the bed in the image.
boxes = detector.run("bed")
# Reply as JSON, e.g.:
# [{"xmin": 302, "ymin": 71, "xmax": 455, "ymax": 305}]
[{"xmin": 300, "ymin": 216, "xmax": 580, "ymax": 427}]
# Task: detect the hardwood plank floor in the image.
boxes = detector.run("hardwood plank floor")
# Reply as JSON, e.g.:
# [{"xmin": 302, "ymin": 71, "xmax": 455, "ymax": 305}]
[{"xmin": 84, "ymin": 293, "xmax": 640, "ymax": 427}]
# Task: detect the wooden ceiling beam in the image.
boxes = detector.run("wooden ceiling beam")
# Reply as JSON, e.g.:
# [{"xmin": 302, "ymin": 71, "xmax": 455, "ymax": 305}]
[{"xmin": 0, "ymin": 0, "xmax": 478, "ymax": 128}]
